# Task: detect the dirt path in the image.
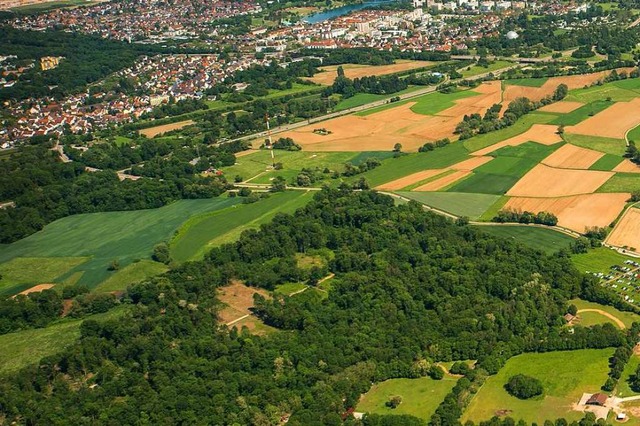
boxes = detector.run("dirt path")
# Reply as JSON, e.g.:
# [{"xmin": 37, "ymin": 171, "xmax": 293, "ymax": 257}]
[{"xmin": 577, "ymin": 308, "xmax": 626, "ymax": 329}]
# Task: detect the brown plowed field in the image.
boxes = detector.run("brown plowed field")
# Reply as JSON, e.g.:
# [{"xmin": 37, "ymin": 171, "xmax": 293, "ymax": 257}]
[
  {"xmin": 376, "ymin": 168, "xmax": 448, "ymax": 190},
  {"xmin": 413, "ymin": 170, "xmax": 471, "ymax": 191},
  {"xmin": 503, "ymin": 70, "xmax": 632, "ymax": 103},
  {"xmin": 538, "ymin": 101, "xmax": 584, "ymax": 113},
  {"xmin": 504, "ymin": 193, "xmax": 629, "ymax": 233},
  {"xmin": 613, "ymin": 159, "xmax": 640, "ymax": 173},
  {"xmin": 308, "ymin": 61, "xmax": 433, "ymax": 86},
  {"xmin": 565, "ymin": 98, "xmax": 640, "ymax": 139},
  {"xmin": 541, "ymin": 144, "xmax": 604, "ymax": 169},
  {"xmin": 607, "ymin": 208, "xmax": 640, "ymax": 251},
  {"xmin": 472, "ymin": 124, "xmax": 563, "ymax": 156},
  {"xmin": 506, "ymin": 164, "xmax": 613, "ymax": 197},
  {"xmin": 280, "ymin": 82, "xmax": 503, "ymax": 151}
]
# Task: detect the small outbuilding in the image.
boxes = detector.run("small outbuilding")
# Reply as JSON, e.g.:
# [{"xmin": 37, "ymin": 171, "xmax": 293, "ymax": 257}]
[{"xmin": 586, "ymin": 393, "xmax": 608, "ymax": 406}]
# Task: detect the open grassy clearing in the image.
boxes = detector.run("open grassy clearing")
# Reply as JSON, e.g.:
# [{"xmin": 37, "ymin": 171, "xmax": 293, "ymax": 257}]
[
  {"xmin": 409, "ymin": 89, "xmax": 479, "ymax": 115},
  {"xmin": 617, "ymin": 353, "xmax": 640, "ymax": 398},
  {"xmin": 460, "ymin": 61, "xmax": 514, "ymax": 78},
  {"xmin": 597, "ymin": 173, "xmax": 640, "ymax": 192},
  {"xmin": 612, "ymin": 79, "xmax": 640, "ymax": 91},
  {"xmin": 0, "ymin": 306, "xmax": 129, "ymax": 375},
  {"xmin": 550, "ymin": 100, "xmax": 613, "ymax": 126},
  {"xmin": 0, "ymin": 198, "xmax": 239, "ymax": 289},
  {"xmin": 505, "ymin": 77, "xmax": 549, "ymax": 87},
  {"xmin": 221, "ymin": 150, "xmax": 357, "ymax": 183},
  {"xmin": 396, "ymin": 191, "xmax": 500, "ymax": 219},
  {"xmin": 0, "ymin": 257, "xmax": 88, "ymax": 296},
  {"xmin": 563, "ymin": 133, "xmax": 627, "ymax": 156},
  {"xmin": 334, "ymin": 86, "xmax": 424, "ymax": 111},
  {"xmin": 463, "ymin": 113, "xmax": 558, "ymax": 153},
  {"xmin": 474, "ymin": 225, "xmax": 574, "ymax": 254},
  {"xmin": 274, "ymin": 282, "xmax": 307, "ymax": 296},
  {"xmin": 566, "ymin": 82, "xmax": 640, "ymax": 104},
  {"xmin": 94, "ymin": 260, "xmax": 168, "ymax": 293},
  {"xmin": 571, "ymin": 247, "xmax": 637, "ymax": 274},
  {"xmin": 569, "ymin": 299, "xmax": 640, "ymax": 328},
  {"xmin": 589, "ymin": 154, "xmax": 624, "ymax": 171},
  {"xmin": 576, "ymin": 310, "xmax": 621, "ymax": 328},
  {"xmin": 357, "ymin": 377, "xmax": 458, "ymax": 421},
  {"xmin": 362, "ymin": 143, "xmax": 470, "ymax": 187},
  {"xmin": 170, "ymin": 191, "xmax": 311, "ymax": 262},
  {"xmin": 628, "ymin": 124, "xmax": 640, "ymax": 143},
  {"xmin": 462, "ymin": 349, "xmax": 614, "ymax": 424}
]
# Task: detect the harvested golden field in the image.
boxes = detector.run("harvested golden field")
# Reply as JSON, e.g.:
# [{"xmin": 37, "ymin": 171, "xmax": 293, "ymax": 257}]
[
  {"xmin": 607, "ymin": 208, "xmax": 640, "ymax": 251},
  {"xmin": 308, "ymin": 60, "xmax": 433, "ymax": 85},
  {"xmin": 506, "ymin": 164, "xmax": 613, "ymax": 197},
  {"xmin": 565, "ymin": 98, "xmax": 640, "ymax": 139},
  {"xmin": 376, "ymin": 169, "xmax": 447, "ymax": 190},
  {"xmin": 140, "ymin": 120, "xmax": 195, "ymax": 138},
  {"xmin": 613, "ymin": 159, "xmax": 640, "ymax": 173},
  {"xmin": 16, "ymin": 284, "xmax": 55, "ymax": 296},
  {"xmin": 280, "ymin": 82, "xmax": 502, "ymax": 151},
  {"xmin": 538, "ymin": 101, "xmax": 584, "ymax": 113},
  {"xmin": 413, "ymin": 170, "xmax": 471, "ymax": 191},
  {"xmin": 541, "ymin": 144, "xmax": 604, "ymax": 169},
  {"xmin": 503, "ymin": 70, "xmax": 630, "ymax": 103},
  {"xmin": 504, "ymin": 193, "xmax": 629, "ymax": 233},
  {"xmin": 450, "ymin": 156, "xmax": 494, "ymax": 170},
  {"xmin": 472, "ymin": 124, "xmax": 563, "ymax": 156}
]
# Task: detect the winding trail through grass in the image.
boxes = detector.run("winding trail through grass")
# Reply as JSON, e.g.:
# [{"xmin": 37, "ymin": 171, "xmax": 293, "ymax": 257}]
[{"xmin": 577, "ymin": 309, "xmax": 626, "ymax": 329}]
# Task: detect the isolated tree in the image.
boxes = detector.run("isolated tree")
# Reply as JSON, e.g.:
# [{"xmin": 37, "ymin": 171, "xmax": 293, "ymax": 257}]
[
  {"xmin": 386, "ymin": 395, "xmax": 402, "ymax": 409},
  {"xmin": 505, "ymin": 374, "xmax": 543, "ymax": 399},
  {"xmin": 557, "ymin": 124, "xmax": 565, "ymax": 135},
  {"xmin": 107, "ymin": 259, "xmax": 120, "ymax": 271},
  {"xmin": 271, "ymin": 176, "xmax": 287, "ymax": 192},
  {"xmin": 393, "ymin": 143, "xmax": 402, "ymax": 153}
]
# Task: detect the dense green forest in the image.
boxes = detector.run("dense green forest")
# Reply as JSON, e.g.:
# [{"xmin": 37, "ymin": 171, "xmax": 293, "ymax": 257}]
[{"xmin": 0, "ymin": 189, "xmax": 632, "ymax": 424}]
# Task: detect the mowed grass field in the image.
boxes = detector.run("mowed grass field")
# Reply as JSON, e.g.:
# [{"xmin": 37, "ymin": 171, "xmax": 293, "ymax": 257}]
[
  {"xmin": 566, "ymin": 80, "xmax": 640, "ymax": 104},
  {"xmin": 505, "ymin": 77, "xmax": 549, "ymax": 87},
  {"xmin": 462, "ymin": 349, "xmax": 614, "ymax": 424},
  {"xmin": 0, "ymin": 198, "xmax": 240, "ymax": 290},
  {"xmin": 562, "ymin": 133, "xmax": 627, "ymax": 156},
  {"xmin": 589, "ymin": 154, "xmax": 623, "ymax": 171},
  {"xmin": 474, "ymin": 225, "xmax": 575, "ymax": 254},
  {"xmin": 357, "ymin": 377, "xmax": 458, "ymax": 421},
  {"xmin": 0, "ymin": 257, "xmax": 88, "ymax": 296},
  {"xmin": 571, "ymin": 247, "xmax": 637, "ymax": 274},
  {"xmin": 597, "ymin": 172, "xmax": 640, "ymax": 192},
  {"xmin": 0, "ymin": 306, "xmax": 129, "ymax": 375},
  {"xmin": 94, "ymin": 260, "xmax": 169, "ymax": 293},
  {"xmin": 396, "ymin": 191, "xmax": 501, "ymax": 219},
  {"xmin": 355, "ymin": 88, "xmax": 478, "ymax": 117},
  {"xmin": 171, "ymin": 191, "xmax": 312, "ymax": 262},
  {"xmin": 569, "ymin": 299, "xmax": 640, "ymax": 328}
]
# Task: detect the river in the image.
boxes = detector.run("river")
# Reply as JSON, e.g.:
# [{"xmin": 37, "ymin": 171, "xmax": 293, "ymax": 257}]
[{"xmin": 303, "ymin": 0, "xmax": 396, "ymax": 24}]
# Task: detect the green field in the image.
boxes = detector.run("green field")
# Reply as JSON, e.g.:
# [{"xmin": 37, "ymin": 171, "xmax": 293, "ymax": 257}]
[
  {"xmin": 461, "ymin": 61, "xmax": 514, "ymax": 78},
  {"xmin": 563, "ymin": 133, "xmax": 628, "ymax": 156},
  {"xmin": 505, "ymin": 77, "xmax": 549, "ymax": 88},
  {"xmin": 274, "ymin": 282, "xmax": 307, "ymax": 296},
  {"xmin": 448, "ymin": 172, "xmax": 520, "ymax": 195},
  {"xmin": 478, "ymin": 196, "xmax": 510, "ymax": 221},
  {"xmin": 474, "ymin": 225, "xmax": 575, "ymax": 254},
  {"xmin": 566, "ymin": 82, "xmax": 640, "ymax": 104},
  {"xmin": 94, "ymin": 260, "xmax": 168, "ymax": 293},
  {"xmin": 597, "ymin": 173, "xmax": 640, "ymax": 192},
  {"xmin": 569, "ymin": 299, "xmax": 640, "ymax": 328},
  {"xmin": 171, "ymin": 191, "xmax": 312, "ymax": 262},
  {"xmin": 396, "ymin": 191, "xmax": 501, "ymax": 219},
  {"xmin": 361, "ymin": 143, "xmax": 470, "ymax": 187},
  {"xmin": 550, "ymin": 100, "xmax": 613, "ymax": 126},
  {"xmin": 0, "ymin": 198, "xmax": 239, "ymax": 289},
  {"xmin": 357, "ymin": 377, "xmax": 458, "ymax": 421},
  {"xmin": 462, "ymin": 349, "xmax": 614, "ymax": 424},
  {"xmin": 0, "ymin": 257, "xmax": 88, "ymax": 296},
  {"xmin": 628, "ymin": 124, "xmax": 640, "ymax": 143},
  {"xmin": 612, "ymin": 79, "xmax": 640, "ymax": 91},
  {"xmin": 335, "ymin": 86, "xmax": 424, "ymax": 111},
  {"xmin": 221, "ymin": 150, "xmax": 357, "ymax": 184},
  {"xmin": 349, "ymin": 151, "xmax": 396, "ymax": 165},
  {"xmin": 0, "ymin": 306, "xmax": 128, "ymax": 375},
  {"xmin": 489, "ymin": 141, "xmax": 562, "ymax": 161},
  {"xmin": 617, "ymin": 354, "xmax": 640, "ymax": 398},
  {"xmin": 464, "ymin": 113, "xmax": 558, "ymax": 153},
  {"xmin": 409, "ymin": 90, "xmax": 479, "ymax": 116},
  {"xmin": 589, "ymin": 154, "xmax": 624, "ymax": 171},
  {"xmin": 571, "ymin": 247, "xmax": 637, "ymax": 274},
  {"xmin": 576, "ymin": 310, "xmax": 622, "ymax": 328}
]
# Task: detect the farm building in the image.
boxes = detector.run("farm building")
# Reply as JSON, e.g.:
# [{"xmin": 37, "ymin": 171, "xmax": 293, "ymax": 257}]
[{"xmin": 586, "ymin": 393, "xmax": 608, "ymax": 406}]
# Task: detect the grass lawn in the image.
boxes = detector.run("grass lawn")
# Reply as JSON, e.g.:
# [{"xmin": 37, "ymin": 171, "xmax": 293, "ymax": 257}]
[
  {"xmin": 575, "ymin": 310, "xmax": 622, "ymax": 328},
  {"xmin": 589, "ymin": 154, "xmax": 624, "ymax": 171},
  {"xmin": 274, "ymin": 282, "xmax": 308, "ymax": 296},
  {"xmin": 597, "ymin": 173, "xmax": 640, "ymax": 193},
  {"xmin": 473, "ymin": 225, "xmax": 575, "ymax": 254},
  {"xmin": 571, "ymin": 247, "xmax": 637, "ymax": 274},
  {"xmin": 0, "ymin": 306, "xmax": 128, "ymax": 375},
  {"xmin": 114, "ymin": 136, "xmax": 132, "ymax": 146},
  {"xmin": 0, "ymin": 198, "xmax": 239, "ymax": 289},
  {"xmin": 617, "ymin": 354, "xmax": 640, "ymax": 398},
  {"xmin": 464, "ymin": 113, "xmax": 558, "ymax": 153},
  {"xmin": 505, "ymin": 77, "xmax": 549, "ymax": 88},
  {"xmin": 357, "ymin": 377, "xmax": 458, "ymax": 421},
  {"xmin": 0, "ymin": 257, "xmax": 88, "ymax": 296},
  {"xmin": 563, "ymin": 133, "xmax": 628, "ymax": 156},
  {"xmin": 94, "ymin": 260, "xmax": 168, "ymax": 293},
  {"xmin": 566, "ymin": 83, "xmax": 640, "ymax": 104},
  {"xmin": 409, "ymin": 90, "xmax": 478, "ymax": 116},
  {"xmin": 628, "ymin": 124, "xmax": 640, "ymax": 143},
  {"xmin": 221, "ymin": 150, "xmax": 357, "ymax": 183},
  {"xmin": 462, "ymin": 349, "xmax": 614, "ymax": 424},
  {"xmin": 550, "ymin": 100, "xmax": 613, "ymax": 126},
  {"xmin": 396, "ymin": 191, "xmax": 501, "ymax": 219},
  {"xmin": 171, "ymin": 191, "xmax": 312, "ymax": 262},
  {"xmin": 569, "ymin": 299, "xmax": 640, "ymax": 328},
  {"xmin": 461, "ymin": 61, "xmax": 514, "ymax": 78},
  {"xmin": 362, "ymin": 143, "xmax": 470, "ymax": 187}
]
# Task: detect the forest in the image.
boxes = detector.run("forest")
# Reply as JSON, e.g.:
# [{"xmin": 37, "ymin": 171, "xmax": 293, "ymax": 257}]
[{"xmin": 0, "ymin": 189, "xmax": 633, "ymax": 425}]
